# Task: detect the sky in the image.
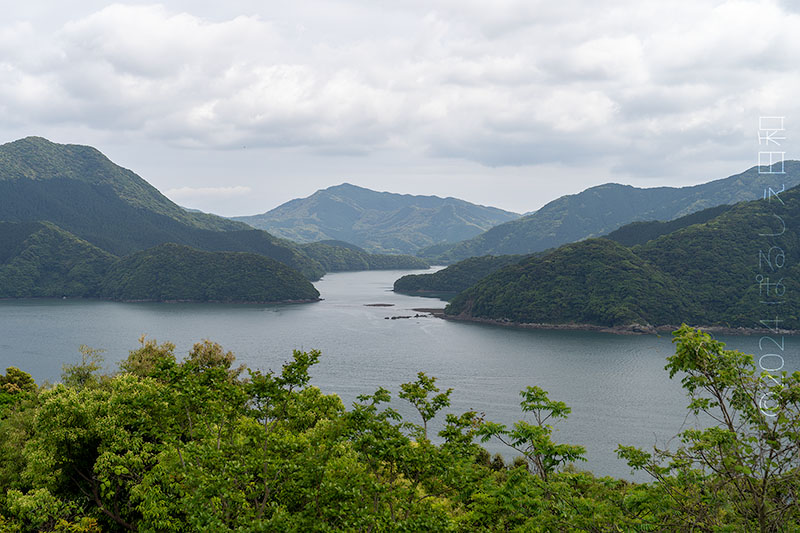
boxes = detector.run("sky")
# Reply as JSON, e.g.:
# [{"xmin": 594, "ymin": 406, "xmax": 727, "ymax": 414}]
[{"xmin": 1, "ymin": 0, "xmax": 798, "ymax": 216}]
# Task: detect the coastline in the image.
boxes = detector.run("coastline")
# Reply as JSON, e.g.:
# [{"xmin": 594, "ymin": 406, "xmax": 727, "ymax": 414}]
[
  {"xmin": 0, "ymin": 296, "xmax": 323, "ymax": 305},
  {"xmin": 415, "ymin": 309, "xmax": 799, "ymax": 336}
]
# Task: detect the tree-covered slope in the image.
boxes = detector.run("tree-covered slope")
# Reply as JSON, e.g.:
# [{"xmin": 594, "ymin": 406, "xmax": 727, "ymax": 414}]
[
  {"xmin": 100, "ymin": 243, "xmax": 320, "ymax": 302},
  {"xmin": 446, "ymin": 240, "xmax": 692, "ymax": 326},
  {"xmin": 0, "ymin": 221, "xmax": 116, "ymax": 298},
  {"xmin": 0, "ymin": 137, "xmax": 324, "ymax": 279},
  {"xmin": 423, "ymin": 162, "xmax": 800, "ymax": 263},
  {"xmin": 394, "ymin": 254, "xmax": 525, "ymax": 296},
  {"xmin": 447, "ymin": 185, "xmax": 800, "ymax": 329},
  {"xmin": 0, "ymin": 222, "xmax": 320, "ymax": 303},
  {"xmin": 300, "ymin": 240, "xmax": 429, "ymax": 271},
  {"xmin": 604, "ymin": 204, "xmax": 733, "ymax": 247},
  {"xmin": 233, "ymin": 183, "xmax": 520, "ymax": 254},
  {"xmin": 0, "ymin": 137, "xmax": 242, "ymax": 231}
]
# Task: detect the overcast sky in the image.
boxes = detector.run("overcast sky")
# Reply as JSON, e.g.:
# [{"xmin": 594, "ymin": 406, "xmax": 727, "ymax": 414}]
[{"xmin": 1, "ymin": 1, "xmax": 798, "ymax": 216}]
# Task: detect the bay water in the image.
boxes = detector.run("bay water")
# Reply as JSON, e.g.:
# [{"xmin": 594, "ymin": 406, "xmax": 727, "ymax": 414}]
[{"xmin": 1, "ymin": 268, "xmax": 797, "ymax": 480}]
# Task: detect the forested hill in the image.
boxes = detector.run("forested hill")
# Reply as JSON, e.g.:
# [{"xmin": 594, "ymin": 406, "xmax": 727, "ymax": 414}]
[
  {"xmin": 394, "ymin": 254, "xmax": 525, "ymax": 296},
  {"xmin": 0, "ymin": 137, "xmax": 324, "ymax": 280},
  {"xmin": 299, "ymin": 240, "xmax": 429, "ymax": 271},
  {"xmin": 0, "ymin": 222, "xmax": 320, "ymax": 302},
  {"xmin": 421, "ymin": 162, "xmax": 800, "ymax": 263},
  {"xmin": 604, "ymin": 204, "xmax": 734, "ymax": 247},
  {"xmin": 0, "ymin": 137, "xmax": 243, "ymax": 232},
  {"xmin": 233, "ymin": 182, "xmax": 520, "ymax": 254},
  {"xmin": 446, "ymin": 184, "xmax": 800, "ymax": 329},
  {"xmin": 101, "ymin": 243, "xmax": 320, "ymax": 302}
]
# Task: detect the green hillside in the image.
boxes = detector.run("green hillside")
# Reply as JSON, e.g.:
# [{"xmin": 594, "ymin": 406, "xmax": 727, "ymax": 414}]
[
  {"xmin": 394, "ymin": 254, "xmax": 524, "ymax": 297},
  {"xmin": 0, "ymin": 221, "xmax": 116, "ymax": 298},
  {"xmin": 446, "ymin": 185, "xmax": 800, "ymax": 329},
  {"xmin": 605, "ymin": 204, "xmax": 733, "ymax": 246},
  {"xmin": 0, "ymin": 137, "xmax": 242, "ymax": 231},
  {"xmin": 0, "ymin": 137, "xmax": 323, "ymax": 280},
  {"xmin": 100, "ymin": 243, "xmax": 320, "ymax": 302},
  {"xmin": 300, "ymin": 240, "xmax": 429, "ymax": 271},
  {"xmin": 423, "ymin": 162, "xmax": 800, "ymax": 262},
  {"xmin": 0, "ymin": 222, "xmax": 321, "ymax": 303},
  {"xmin": 233, "ymin": 183, "xmax": 520, "ymax": 254}
]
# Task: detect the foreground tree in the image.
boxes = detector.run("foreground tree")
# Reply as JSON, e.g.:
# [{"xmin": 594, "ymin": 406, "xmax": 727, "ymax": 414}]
[{"xmin": 618, "ymin": 325, "xmax": 800, "ymax": 532}]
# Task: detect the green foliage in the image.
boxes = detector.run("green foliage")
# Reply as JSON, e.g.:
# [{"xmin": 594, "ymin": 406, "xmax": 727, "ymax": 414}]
[
  {"xmin": 394, "ymin": 253, "xmax": 525, "ymax": 297},
  {"xmin": 617, "ymin": 326, "xmax": 800, "ymax": 532},
  {"xmin": 234, "ymin": 182, "xmax": 520, "ymax": 255},
  {"xmin": 399, "ymin": 372, "xmax": 453, "ymax": 440},
  {"xmin": 478, "ymin": 386, "xmax": 586, "ymax": 481},
  {"xmin": 421, "ymin": 161, "xmax": 800, "ymax": 262},
  {"xmin": 1, "ymin": 334, "xmax": 797, "ymax": 531},
  {"xmin": 61, "ymin": 345, "xmax": 105, "ymax": 390}
]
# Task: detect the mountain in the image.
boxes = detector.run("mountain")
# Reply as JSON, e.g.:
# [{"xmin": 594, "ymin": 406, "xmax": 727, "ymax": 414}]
[
  {"xmin": 0, "ymin": 223, "xmax": 320, "ymax": 302},
  {"xmin": 232, "ymin": 183, "xmax": 520, "ymax": 254},
  {"xmin": 445, "ymin": 185, "xmax": 800, "ymax": 330},
  {"xmin": 100, "ymin": 243, "xmax": 320, "ymax": 303},
  {"xmin": 0, "ymin": 221, "xmax": 116, "ymax": 298},
  {"xmin": 0, "ymin": 137, "xmax": 324, "ymax": 280},
  {"xmin": 393, "ymin": 254, "xmax": 525, "ymax": 297},
  {"xmin": 421, "ymin": 162, "xmax": 800, "ymax": 263},
  {"xmin": 604, "ymin": 204, "xmax": 734, "ymax": 247},
  {"xmin": 299, "ymin": 240, "xmax": 429, "ymax": 271}
]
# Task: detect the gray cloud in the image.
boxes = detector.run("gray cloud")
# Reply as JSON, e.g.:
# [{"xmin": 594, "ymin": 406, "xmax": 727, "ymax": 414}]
[{"xmin": 0, "ymin": 1, "xmax": 798, "ymax": 215}]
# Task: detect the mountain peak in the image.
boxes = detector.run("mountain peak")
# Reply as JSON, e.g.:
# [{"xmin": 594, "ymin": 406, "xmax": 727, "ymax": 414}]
[{"xmin": 233, "ymin": 184, "xmax": 521, "ymax": 254}]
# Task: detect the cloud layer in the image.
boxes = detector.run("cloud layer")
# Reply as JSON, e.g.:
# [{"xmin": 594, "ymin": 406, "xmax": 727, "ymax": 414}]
[{"xmin": 1, "ymin": 1, "xmax": 798, "ymax": 213}]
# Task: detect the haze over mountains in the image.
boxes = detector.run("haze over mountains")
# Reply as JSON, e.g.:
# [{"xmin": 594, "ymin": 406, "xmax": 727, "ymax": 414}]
[
  {"xmin": 420, "ymin": 162, "xmax": 800, "ymax": 263},
  {"xmin": 232, "ymin": 183, "xmax": 520, "ymax": 254}
]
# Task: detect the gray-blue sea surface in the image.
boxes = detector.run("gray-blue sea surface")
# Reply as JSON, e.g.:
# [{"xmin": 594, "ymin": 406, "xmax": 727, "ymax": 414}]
[{"xmin": 1, "ymin": 268, "xmax": 797, "ymax": 480}]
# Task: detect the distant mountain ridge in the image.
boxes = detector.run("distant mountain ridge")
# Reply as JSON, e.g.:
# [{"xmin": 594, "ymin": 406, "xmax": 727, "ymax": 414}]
[
  {"xmin": 420, "ymin": 162, "xmax": 800, "ymax": 262},
  {"xmin": 232, "ymin": 183, "xmax": 520, "ymax": 254}
]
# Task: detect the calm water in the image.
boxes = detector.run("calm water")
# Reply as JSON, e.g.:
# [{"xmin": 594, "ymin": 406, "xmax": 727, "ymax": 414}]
[{"xmin": 1, "ymin": 268, "xmax": 797, "ymax": 480}]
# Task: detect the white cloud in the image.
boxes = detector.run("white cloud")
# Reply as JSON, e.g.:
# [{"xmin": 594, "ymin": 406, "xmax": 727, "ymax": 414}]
[{"xmin": 0, "ymin": 0, "xmax": 799, "ymax": 213}]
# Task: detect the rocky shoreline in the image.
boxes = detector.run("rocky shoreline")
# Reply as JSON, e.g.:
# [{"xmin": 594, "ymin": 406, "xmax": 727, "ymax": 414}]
[{"xmin": 425, "ymin": 311, "xmax": 798, "ymax": 336}]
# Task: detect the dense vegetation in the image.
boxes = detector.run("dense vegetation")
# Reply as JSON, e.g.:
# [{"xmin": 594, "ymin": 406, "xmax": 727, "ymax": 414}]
[
  {"xmin": 446, "ymin": 185, "xmax": 800, "ymax": 329},
  {"xmin": 605, "ymin": 204, "xmax": 733, "ymax": 247},
  {"xmin": 233, "ymin": 183, "xmax": 520, "ymax": 255},
  {"xmin": 100, "ymin": 243, "xmax": 320, "ymax": 302},
  {"xmin": 299, "ymin": 240, "xmax": 429, "ymax": 271},
  {"xmin": 393, "ymin": 254, "xmax": 525, "ymax": 297},
  {"xmin": 0, "ymin": 223, "xmax": 319, "ymax": 302},
  {"xmin": 447, "ymin": 239, "xmax": 691, "ymax": 326},
  {"xmin": 421, "ymin": 162, "xmax": 800, "ymax": 263},
  {"xmin": 0, "ymin": 222, "xmax": 115, "ymax": 298},
  {"xmin": 0, "ymin": 327, "xmax": 797, "ymax": 531}
]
